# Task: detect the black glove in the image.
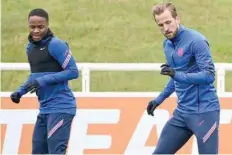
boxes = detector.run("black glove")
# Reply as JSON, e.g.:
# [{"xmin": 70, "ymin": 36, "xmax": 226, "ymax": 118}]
[
  {"xmin": 10, "ymin": 92, "xmax": 21, "ymax": 104},
  {"xmin": 147, "ymin": 100, "xmax": 159, "ymax": 116},
  {"xmin": 25, "ymin": 80, "xmax": 40, "ymax": 94},
  {"xmin": 160, "ymin": 63, "xmax": 175, "ymax": 77}
]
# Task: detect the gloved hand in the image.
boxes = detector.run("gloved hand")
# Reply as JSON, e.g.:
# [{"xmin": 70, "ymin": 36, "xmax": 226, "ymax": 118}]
[
  {"xmin": 147, "ymin": 100, "xmax": 159, "ymax": 116},
  {"xmin": 160, "ymin": 63, "xmax": 175, "ymax": 77},
  {"xmin": 10, "ymin": 92, "xmax": 21, "ymax": 104},
  {"xmin": 25, "ymin": 80, "xmax": 40, "ymax": 94}
]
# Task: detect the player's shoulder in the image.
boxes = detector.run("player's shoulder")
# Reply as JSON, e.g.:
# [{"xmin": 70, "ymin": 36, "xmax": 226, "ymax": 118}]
[
  {"xmin": 48, "ymin": 37, "xmax": 70, "ymax": 56},
  {"xmin": 49, "ymin": 37, "xmax": 68, "ymax": 47},
  {"xmin": 26, "ymin": 42, "xmax": 33, "ymax": 54},
  {"xmin": 163, "ymin": 38, "xmax": 172, "ymax": 48},
  {"xmin": 49, "ymin": 37, "xmax": 69, "ymax": 50},
  {"xmin": 184, "ymin": 27, "xmax": 208, "ymax": 43},
  {"xmin": 163, "ymin": 39, "xmax": 168, "ymax": 45},
  {"xmin": 184, "ymin": 28, "xmax": 210, "ymax": 51}
]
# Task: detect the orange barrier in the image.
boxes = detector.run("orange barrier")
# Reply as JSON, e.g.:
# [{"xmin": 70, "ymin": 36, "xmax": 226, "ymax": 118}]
[{"xmin": 1, "ymin": 97, "xmax": 232, "ymax": 154}]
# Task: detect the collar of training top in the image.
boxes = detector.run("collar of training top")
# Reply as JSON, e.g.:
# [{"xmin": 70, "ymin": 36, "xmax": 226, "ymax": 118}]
[
  {"xmin": 170, "ymin": 24, "xmax": 186, "ymax": 43},
  {"xmin": 28, "ymin": 28, "xmax": 54, "ymax": 45}
]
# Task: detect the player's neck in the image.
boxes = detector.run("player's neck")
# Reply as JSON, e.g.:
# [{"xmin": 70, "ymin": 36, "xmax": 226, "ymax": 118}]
[{"xmin": 170, "ymin": 24, "xmax": 185, "ymax": 43}]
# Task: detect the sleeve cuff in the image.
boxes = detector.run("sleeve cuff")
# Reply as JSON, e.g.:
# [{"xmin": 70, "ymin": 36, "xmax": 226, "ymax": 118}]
[
  {"xmin": 173, "ymin": 71, "xmax": 182, "ymax": 82},
  {"xmin": 154, "ymin": 98, "xmax": 162, "ymax": 105},
  {"xmin": 17, "ymin": 89, "xmax": 25, "ymax": 97}
]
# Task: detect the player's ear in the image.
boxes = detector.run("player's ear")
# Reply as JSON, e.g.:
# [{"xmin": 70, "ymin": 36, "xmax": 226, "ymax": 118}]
[{"xmin": 176, "ymin": 15, "xmax": 180, "ymax": 25}]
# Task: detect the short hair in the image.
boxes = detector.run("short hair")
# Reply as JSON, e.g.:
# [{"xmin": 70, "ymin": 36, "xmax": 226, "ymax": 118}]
[
  {"xmin": 28, "ymin": 8, "xmax": 49, "ymax": 22},
  {"xmin": 152, "ymin": 2, "xmax": 178, "ymax": 19}
]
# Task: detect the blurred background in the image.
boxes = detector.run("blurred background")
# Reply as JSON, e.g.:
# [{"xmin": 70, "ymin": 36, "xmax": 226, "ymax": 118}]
[{"xmin": 1, "ymin": 0, "xmax": 232, "ymax": 92}]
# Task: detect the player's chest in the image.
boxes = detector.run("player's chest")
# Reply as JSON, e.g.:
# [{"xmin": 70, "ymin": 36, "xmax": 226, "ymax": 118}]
[
  {"xmin": 164, "ymin": 42, "xmax": 192, "ymax": 68},
  {"xmin": 27, "ymin": 45, "xmax": 51, "ymax": 65}
]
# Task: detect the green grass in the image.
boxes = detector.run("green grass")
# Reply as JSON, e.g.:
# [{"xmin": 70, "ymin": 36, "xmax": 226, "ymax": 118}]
[{"xmin": 1, "ymin": 0, "xmax": 232, "ymax": 92}]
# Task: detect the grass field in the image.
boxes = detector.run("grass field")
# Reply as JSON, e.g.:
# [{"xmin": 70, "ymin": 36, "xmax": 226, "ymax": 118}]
[{"xmin": 1, "ymin": 0, "xmax": 232, "ymax": 92}]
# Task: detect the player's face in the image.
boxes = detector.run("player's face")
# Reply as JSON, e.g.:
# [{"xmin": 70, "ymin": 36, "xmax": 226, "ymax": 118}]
[
  {"xmin": 28, "ymin": 16, "xmax": 48, "ymax": 42},
  {"xmin": 154, "ymin": 9, "xmax": 180, "ymax": 39}
]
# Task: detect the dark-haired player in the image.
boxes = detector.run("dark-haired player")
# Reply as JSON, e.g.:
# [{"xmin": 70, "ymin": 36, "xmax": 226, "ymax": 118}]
[{"xmin": 10, "ymin": 8, "xmax": 79, "ymax": 154}]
